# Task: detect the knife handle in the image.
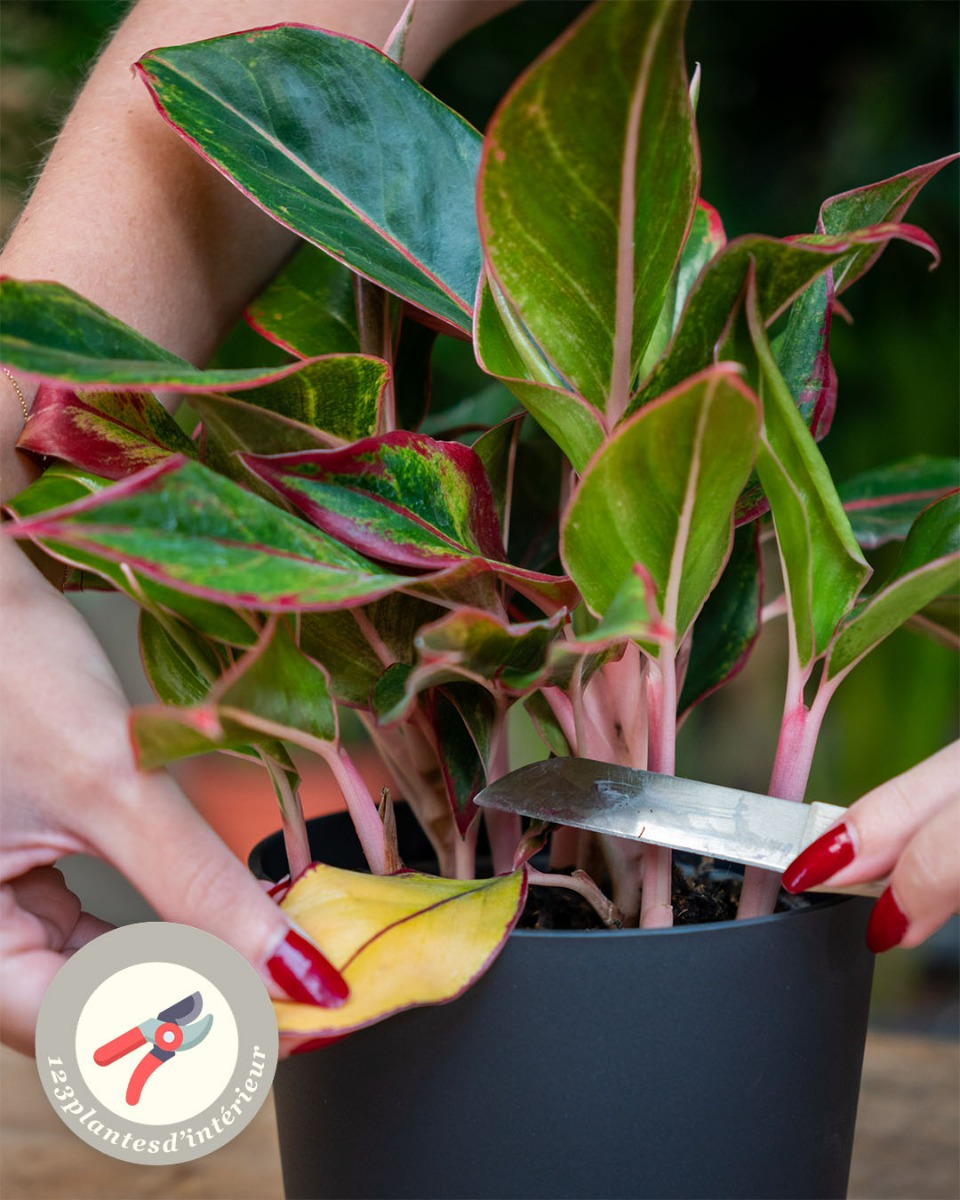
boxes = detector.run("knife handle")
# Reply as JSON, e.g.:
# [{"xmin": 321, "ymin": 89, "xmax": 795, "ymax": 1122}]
[{"xmin": 799, "ymin": 802, "xmax": 886, "ymax": 899}]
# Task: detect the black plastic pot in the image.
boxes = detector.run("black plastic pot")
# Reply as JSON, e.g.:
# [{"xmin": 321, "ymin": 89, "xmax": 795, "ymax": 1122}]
[{"xmin": 251, "ymin": 809, "xmax": 875, "ymax": 1200}]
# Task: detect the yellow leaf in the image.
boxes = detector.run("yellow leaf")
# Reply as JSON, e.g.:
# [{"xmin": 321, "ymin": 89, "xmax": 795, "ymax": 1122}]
[{"xmin": 275, "ymin": 864, "xmax": 527, "ymax": 1037}]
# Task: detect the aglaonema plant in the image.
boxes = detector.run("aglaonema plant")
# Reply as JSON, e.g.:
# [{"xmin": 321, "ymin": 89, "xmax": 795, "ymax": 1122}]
[{"xmin": 2, "ymin": 0, "xmax": 957, "ymax": 1044}]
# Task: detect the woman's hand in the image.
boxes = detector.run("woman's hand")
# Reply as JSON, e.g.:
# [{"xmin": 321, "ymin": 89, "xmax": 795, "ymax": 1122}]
[
  {"xmin": 0, "ymin": 539, "xmax": 347, "ymax": 1056},
  {"xmin": 783, "ymin": 741, "xmax": 960, "ymax": 952}
]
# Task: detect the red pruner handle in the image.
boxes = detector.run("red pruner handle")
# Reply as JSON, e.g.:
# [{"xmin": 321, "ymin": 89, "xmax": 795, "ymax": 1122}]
[
  {"xmin": 125, "ymin": 1052, "xmax": 166, "ymax": 1106},
  {"xmin": 94, "ymin": 1026, "xmax": 147, "ymax": 1066}
]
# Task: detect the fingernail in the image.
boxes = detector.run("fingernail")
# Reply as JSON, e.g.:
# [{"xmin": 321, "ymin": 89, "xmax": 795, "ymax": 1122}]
[
  {"xmin": 266, "ymin": 929, "xmax": 349, "ymax": 1007},
  {"xmin": 782, "ymin": 822, "xmax": 856, "ymax": 893},
  {"xmin": 866, "ymin": 887, "xmax": 909, "ymax": 954}
]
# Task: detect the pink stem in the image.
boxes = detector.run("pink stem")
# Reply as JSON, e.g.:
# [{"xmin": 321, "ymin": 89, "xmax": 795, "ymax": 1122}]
[
  {"xmin": 640, "ymin": 654, "xmax": 676, "ymax": 929},
  {"xmin": 314, "ymin": 743, "xmax": 388, "ymax": 875},
  {"xmin": 736, "ymin": 676, "xmax": 836, "ymax": 919},
  {"xmin": 261, "ymin": 754, "xmax": 311, "ymax": 882}
]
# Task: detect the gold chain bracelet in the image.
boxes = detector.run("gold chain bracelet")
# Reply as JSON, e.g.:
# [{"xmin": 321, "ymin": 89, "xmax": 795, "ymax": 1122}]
[{"xmin": 1, "ymin": 366, "xmax": 30, "ymax": 422}]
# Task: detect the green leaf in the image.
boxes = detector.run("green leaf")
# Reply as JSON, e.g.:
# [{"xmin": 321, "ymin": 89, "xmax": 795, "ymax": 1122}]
[
  {"xmin": 479, "ymin": 0, "xmax": 698, "ymax": 414},
  {"xmin": 3, "ymin": 462, "xmax": 110, "ymax": 519},
  {"xmin": 139, "ymin": 610, "xmax": 225, "ymax": 706},
  {"xmin": 772, "ymin": 272, "xmax": 836, "ymax": 439},
  {"xmin": 0, "ymin": 278, "xmax": 323, "ymax": 390},
  {"xmin": 190, "ymin": 355, "xmax": 389, "ymax": 473},
  {"xmin": 17, "ymin": 386, "xmax": 197, "ymax": 479},
  {"xmin": 137, "ymin": 26, "xmax": 482, "ymax": 332},
  {"xmin": 244, "ymin": 432, "xmax": 506, "ymax": 567},
  {"xmin": 818, "ymin": 154, "xmax": 958, "ymax": 293},
  {"xmin": 826, "ymin": 492, "xmax": 960, "ymax": 680},
  {"xmin": 838, "ymin": 456, "xmax": 960, "ymax": 549},
  {"xmin": 245, "ymin": 244, "xmax": 360, "ymax": 357},
  {"xmin": 638, "ymin": 199, "xmax": 727, "ymax": 380},
  {"xmin": 747, "ymin": 277, "xmax": 870, "ymax": 667},
  {"xmin": 562, "ymin": 365, "xmax": 760, "ymax": 642},
  {"xmin": 630, "ymin": 226, "xmax": 930, "ymax": 416},
  {"xmin": 376, "ymin": 607, "xmax": 567, "ymax": 725},
  {"xmin": 678, "ymin": 523, "xmax": 761, "ymax": 714},
  {"xmin": 6, "ymin": 456, "xmax": 407, "ymax": 610},
  {"xmin": 430, "ymin": 684, "xmax": 495, "ymax": 834},
  {"xmin": 473, "ymin": 275, "xmax": 604, "ymax": 472},
  {"xmin": 132, "ymin": 618, "xmax": 336, "ymax": 769}
]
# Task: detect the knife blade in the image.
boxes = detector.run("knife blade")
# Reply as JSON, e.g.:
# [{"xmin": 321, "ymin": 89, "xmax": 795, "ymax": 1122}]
[{"xmin": 475, "ymin": 758, "xmax": 882, "ymax": 898}]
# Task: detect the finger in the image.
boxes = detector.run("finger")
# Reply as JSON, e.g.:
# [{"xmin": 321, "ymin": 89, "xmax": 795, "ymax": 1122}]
[
  {"xmin": 867, "ymin": 795, "xmax": 960, "ymax": 953},
  {"xmin": 0, "ymin": 887, "xmax": 74, "ymax": 1055},
  {"xmin": 97, "ymin": 769, "xmax": 348, "ymax": 1009},
  {"xmin": 783, "ymin": 741, "xmax": 959, "ymax": 893},
  {"xmin": 7, "ymin": 867, "xmax": 81, "ymax": 950}
]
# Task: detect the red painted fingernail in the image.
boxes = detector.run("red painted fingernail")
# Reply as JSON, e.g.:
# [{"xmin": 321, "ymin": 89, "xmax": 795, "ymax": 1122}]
[
  {"xmin": 866, "ymin": 887, "xmax": 909, "ymax": 954},
  {"xmin": 267, "ymin": 929, "xmax": 349, "ymax": 1007},
  {"xmin": 782, "ymin": 822, "xmax": 856, "ymax": 893}
]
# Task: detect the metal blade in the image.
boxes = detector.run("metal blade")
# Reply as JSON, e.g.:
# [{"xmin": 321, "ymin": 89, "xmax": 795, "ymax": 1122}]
[
  {"xmin": 158, "ymin": 991, "xmax": 203, "ymax": 1025},
  {"xmin": 178, "ymin": 1013, "xmax": 214, "ymax": 1051},
  {"xmin": 476, "ymin": 759, "xmax": 874, "ymax": 890}
]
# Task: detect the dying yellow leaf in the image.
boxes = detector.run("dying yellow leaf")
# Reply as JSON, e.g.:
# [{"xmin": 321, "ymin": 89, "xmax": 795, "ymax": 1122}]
[{"xmin": 275, "ymin": 864, "xmax": 527, "ymax": 1037}]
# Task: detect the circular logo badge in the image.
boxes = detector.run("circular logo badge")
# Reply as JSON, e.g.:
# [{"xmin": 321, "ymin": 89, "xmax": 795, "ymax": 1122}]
[{"xmin": 35, "ymin": 923, "xmax": 278, "ymax": 1165}]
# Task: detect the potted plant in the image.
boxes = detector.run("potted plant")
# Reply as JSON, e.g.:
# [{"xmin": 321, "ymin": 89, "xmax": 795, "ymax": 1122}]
[{"xmin": 1, "ymin": 1, "xmax": 956, "ymax": 1196}]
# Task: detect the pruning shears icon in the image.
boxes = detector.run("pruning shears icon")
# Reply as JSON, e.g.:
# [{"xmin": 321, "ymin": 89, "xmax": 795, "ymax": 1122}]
[{"xmin": 93, "ymin": 991, "xmax": 213, "ymax": 1106}]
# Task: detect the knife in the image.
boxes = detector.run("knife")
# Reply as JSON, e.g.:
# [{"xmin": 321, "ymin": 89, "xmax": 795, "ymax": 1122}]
[{"xmin": 475, "ymin": 758, "xmax": 882, "ymax": 898}]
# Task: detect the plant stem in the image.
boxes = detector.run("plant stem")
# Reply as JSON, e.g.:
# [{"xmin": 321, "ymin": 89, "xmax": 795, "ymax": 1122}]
[
  {"xmin": 736, "ymin": 674, "xmax": 836, "ymax": 919},
  {"xmin": 640, "ymin": 654, "xmax": 676, "ymax": 928},
  {"xmin": 315, "ymin": 743, "xmax": 388, "ymax": 875},
  {"xmin": 260, "ymin": 752, "xmax": 311, "ymax": 882}
]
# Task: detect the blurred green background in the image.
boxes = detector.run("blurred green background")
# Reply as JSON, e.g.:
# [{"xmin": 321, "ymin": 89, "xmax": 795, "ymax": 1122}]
[{"xmin": 2, "ymin": 0, "xmax": 957, "ymax": 1027}]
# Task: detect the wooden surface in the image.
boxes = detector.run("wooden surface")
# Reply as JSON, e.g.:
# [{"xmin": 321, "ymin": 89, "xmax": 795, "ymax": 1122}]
[{"xmin": 2, "ymin": 1031, "xmax": 957, "ymax": 1199}]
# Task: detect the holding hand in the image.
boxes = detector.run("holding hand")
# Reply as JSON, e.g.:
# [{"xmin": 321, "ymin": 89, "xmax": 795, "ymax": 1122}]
[
  {"xmin": 783, "ymin": 742, "xmax": 960, "ymax": 952},
  {"xmin": 0, "ymin": 539, "xmax": 347, "ymax": 1056}
]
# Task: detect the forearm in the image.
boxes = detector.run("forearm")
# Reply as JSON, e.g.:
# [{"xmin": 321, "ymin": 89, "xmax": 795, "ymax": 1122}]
[{"xmin": 0, "ymin": 0, "xmax": 517, "ymax": 501}]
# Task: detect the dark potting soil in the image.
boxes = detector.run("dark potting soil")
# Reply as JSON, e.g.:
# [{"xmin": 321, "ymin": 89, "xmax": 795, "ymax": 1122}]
[{"xmin": 518, "ymin": 862, "xmax": 794, "ymax": 930}]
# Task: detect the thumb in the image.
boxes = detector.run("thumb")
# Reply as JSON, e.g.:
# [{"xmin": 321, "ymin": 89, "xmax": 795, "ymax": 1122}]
[{"xmin": 98, "ymin": 769, "xmax": 348, "ymax": 1009}]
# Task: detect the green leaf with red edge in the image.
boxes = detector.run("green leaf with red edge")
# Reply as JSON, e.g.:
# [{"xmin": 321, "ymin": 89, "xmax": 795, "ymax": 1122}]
[
  {"xmin": 479, "ymin": 0, "xmax": 698, "ymax": 415},
  {"xmin": 818, "ymin": 154, "xmax": 959, "ymax": 293},
  {"xmin": 189, "ymin": 355, "xmax": 390, "ymax": 481},
  {"xmin": 243, "ymin": 432, "xmax": 506, "ymax": 568},
  {"xmin": 838, "ymin": 456, "xmax": 960, "ymax": 549},
  {"xmin": 133, "ymin": 617, "xmax": 337, "ymax": 769},
  {"xmin": 4, "ymin": 467, "xmax": 265, "ymax": 643},
  {"xmin": 735, "ymin": 270, "xmax": 838, "ymax": 523},
  {"xmin": 826, "ymin": 492, "xmax": 960, "ymax": 681},
  {"xmin": 244, "ymin": 244, "xmax": 360, "ymax": 358},
  {"xmin": 3, "ymin": 462, "xmax": 110, "ymax": 518},
  {"xmin": 374, "ymin": 607, "xmax": 568, "ymax": 725},
  {"xmin": 678, "ymin": 523, "xmax": 761, "ymax": 715},
  {"xmin": 562, "ymin": 365, "xmax": 760, "ymax": 642},
  {"xmin": 546, "ymin": 567, "xmax": 672, "ymax": 685},
  {"xmin": 137, "ymin": 26, "xmax": 481, "ymax": 333},
  {"xmin": 0, "ymin": 279, "xmax": 327, "ymax": 391},
  {"xmin": 747, "ymin": 276, "xmax": 870, "ymax": 668},
  {"xmin": 629, "ymin": 225, "xmax": 937, "ymax": 416},
  {"xmin": 17, "ymin": 385, "xmax": 197, "ymax": 479},
  {"xmin": 138, "ymin": 609, "xmax": 226, "ymax": 707},
  {"xmin": 275, "ymin": 862, "xmax": 526, "ymax": 1041},
  {"xmin": 4, "ymin": 456, "xmax": 409, "ymax": 610},
  {"xmin": 243, "ymin": 432, "xmax": 577, "ymax": 613},
  {"xmin": 300, "ymin": 594, "xmax": 440, "ymax": 709},
  {"xmin": 429, "ymin": 683, "xmax": 495, "ymax": 835},
  {"xmin": 639, "ymin": 199, "xmax": 727, "ymax": 380},
  {"xmin": 473, "ymin": 274, "xmax": 604, "ymax": 473}
]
